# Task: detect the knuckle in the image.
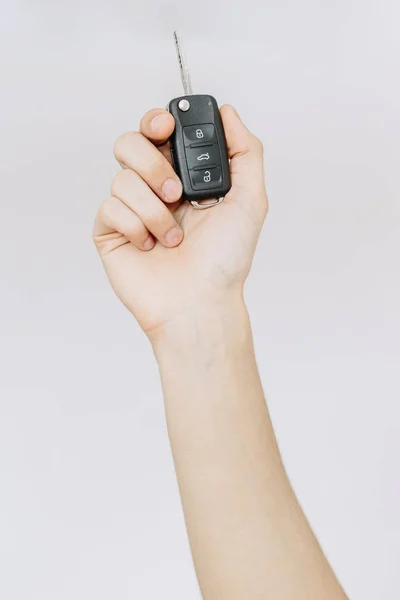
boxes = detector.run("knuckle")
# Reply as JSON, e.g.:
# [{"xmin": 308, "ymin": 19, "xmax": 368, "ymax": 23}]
[
  {"xmin": 110, "ymin": 168, "xmax": 133, "ymax": 196},
  {"xmin": 150, "ymin": 152, "xmax": 167, "ymax": 175},
  {"xmin": 97, "ymin": 198, "xmax": 114, "ymax": 225},
  {"xmin": 113, "ymin": 131, "xmax": 141, "ymax": 160},
  {"xmin": 93, "ymin": 199, "xmax": 114, "ymax": 245},
  {"xmin": 146, "ymin": 206, "xmax": 171, "ymax": 231},
  {"xmin": 124, "ymin": 222, "xmax": 143, "ymax": 241},
  {"xmin": 92, "ymin": 220, "xmax": 99, "ymax": 244},
  {"xmin": 251, "ymin": 134, "xmax": 264, "ymax": 154}
]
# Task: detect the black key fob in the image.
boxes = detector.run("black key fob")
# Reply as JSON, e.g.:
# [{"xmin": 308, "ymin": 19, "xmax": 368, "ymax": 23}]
[{"xmin": 168, "ymin": 94, "xmax": 231, "ymax": 206}]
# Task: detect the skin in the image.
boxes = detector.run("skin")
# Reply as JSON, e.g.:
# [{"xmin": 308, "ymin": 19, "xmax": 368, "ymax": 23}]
[{"xmin": 93, "ymin": 105, "xmax": 349, "ymax": 599}]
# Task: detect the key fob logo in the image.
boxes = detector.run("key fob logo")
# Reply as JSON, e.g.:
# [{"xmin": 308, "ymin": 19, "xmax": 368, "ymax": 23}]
[
  {"xmin": 197, "ymin": 152, "xmax": 210, "ymax": 161},
  {"xmin": 203, "ymin": 171, "xmax": 211, "ymax": 183},
  {"xmin": 196, "ymin": 128, "xmax": 204, "ymax": 138}
]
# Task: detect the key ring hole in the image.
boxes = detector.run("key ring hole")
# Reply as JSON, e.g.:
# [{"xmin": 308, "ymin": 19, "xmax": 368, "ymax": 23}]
[{"xmin": 189, "ymin": 197, "xmax": 224, "ymax": 210}]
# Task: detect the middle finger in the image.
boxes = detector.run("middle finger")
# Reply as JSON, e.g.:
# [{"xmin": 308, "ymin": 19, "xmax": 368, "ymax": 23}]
[{"xmin": 114, "ymin": 131, "xmax": 182, "ymax": 204}]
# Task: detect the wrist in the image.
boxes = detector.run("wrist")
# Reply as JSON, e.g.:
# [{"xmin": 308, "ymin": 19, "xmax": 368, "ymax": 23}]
[{"xmin": 149, "ymin": 289, "xmax": 250, "ymax": 354}]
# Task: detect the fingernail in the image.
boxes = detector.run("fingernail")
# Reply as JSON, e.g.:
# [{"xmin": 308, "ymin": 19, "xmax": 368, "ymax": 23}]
[
  {"xmin": 162, "ymin": 178, "xmax": 182, "ymax": 202},
  {"xmin": 151, "ymin": 114, "xmax": 171, "ymax": 132},
  {"xmin": 143, "ymin": 235, "xmax": 155, "ymax": 250},
  {"xmin": 164, "ymin": 226, "xmax": 183, "ymax": 247}
]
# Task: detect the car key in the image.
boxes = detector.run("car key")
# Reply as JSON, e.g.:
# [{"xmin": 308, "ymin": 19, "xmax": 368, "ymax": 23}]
[{"xmin": 168, "ymin": 31, "xmax": 231, "ymax": 209}]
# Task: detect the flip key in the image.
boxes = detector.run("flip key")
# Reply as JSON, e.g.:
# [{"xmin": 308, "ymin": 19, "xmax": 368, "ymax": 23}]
[{"xmin": 167, "ymin": 31, "xmax": 232, "ymax": 209}]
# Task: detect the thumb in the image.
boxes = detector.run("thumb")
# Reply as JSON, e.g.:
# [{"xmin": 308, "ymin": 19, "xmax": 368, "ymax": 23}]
[{"xmin": 220, "ymin": 104, "xmax": 265, "ymax": 193}]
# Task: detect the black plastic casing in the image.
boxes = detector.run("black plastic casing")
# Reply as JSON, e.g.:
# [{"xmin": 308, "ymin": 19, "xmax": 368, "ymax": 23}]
[{"xmin": 168, "ymin": 94, "xmax": 231, "ymax": 202}]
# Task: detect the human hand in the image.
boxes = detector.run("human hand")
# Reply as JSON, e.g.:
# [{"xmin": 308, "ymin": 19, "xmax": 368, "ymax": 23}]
[{"xmin": 93, "ymin": 105, "xmax": 267, "ymax": 338}]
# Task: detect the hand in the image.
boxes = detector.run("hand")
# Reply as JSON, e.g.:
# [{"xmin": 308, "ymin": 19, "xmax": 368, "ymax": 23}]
[{"xmin": 93, "ymin": 105, "xmax": 268, "ymax": 337}]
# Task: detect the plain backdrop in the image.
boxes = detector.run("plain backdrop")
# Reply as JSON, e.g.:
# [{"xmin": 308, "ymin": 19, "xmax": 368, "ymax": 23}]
[{"xmin": 1, "ymin": 1, "xmax": 399, "ymax": 598}]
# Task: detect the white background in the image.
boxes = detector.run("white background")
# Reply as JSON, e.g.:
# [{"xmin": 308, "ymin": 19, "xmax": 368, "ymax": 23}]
[{"xmin": 0, "ymin": 1, "xmax": 399, "ymax": 598}]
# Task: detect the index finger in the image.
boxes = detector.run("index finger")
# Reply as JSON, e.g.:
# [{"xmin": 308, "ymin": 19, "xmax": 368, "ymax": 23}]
[{"xmin": 140, "ymin": 108, "xmax": 175, "ymax": 145}]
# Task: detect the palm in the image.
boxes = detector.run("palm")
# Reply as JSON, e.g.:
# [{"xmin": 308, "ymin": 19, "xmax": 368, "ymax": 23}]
[{"xmin": 100, "ymin": 186, "xmax": 264, "ymax": 333}]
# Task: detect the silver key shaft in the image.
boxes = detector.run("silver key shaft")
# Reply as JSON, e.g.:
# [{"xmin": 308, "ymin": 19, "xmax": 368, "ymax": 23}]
[{"xmin": 173, "ymin": 30, "xmax": 193, "ymax": 96}]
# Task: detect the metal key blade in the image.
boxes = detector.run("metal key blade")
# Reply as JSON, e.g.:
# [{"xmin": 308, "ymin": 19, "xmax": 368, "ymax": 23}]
[{"xmin": 173, "ymin": 30, "xmax": 193, "ymax": 96}]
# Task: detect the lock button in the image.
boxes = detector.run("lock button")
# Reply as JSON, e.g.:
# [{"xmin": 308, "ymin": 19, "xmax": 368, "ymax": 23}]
[
  {"xmin": 183, "ymin": 124, "xmax": 216, "ymax": 146},
  {"xmin": 190, "ymin": 166, "xmax": 222, "ymax": 190}
]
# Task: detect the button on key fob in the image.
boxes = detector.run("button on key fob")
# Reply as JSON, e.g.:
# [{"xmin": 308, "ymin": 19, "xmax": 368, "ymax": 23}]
[{"xmin": 168, "ymin": 31, "xmax": 231, "ymax": 209}]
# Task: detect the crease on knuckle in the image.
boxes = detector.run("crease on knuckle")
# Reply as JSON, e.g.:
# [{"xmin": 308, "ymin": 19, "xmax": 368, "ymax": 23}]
[{"xmin": 145, "ymin": 207, "xmax": 171, "ymax": 233}]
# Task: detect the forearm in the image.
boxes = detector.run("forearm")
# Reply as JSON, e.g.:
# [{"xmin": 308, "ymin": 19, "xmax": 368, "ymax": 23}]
[{"xmin": 152, "ymin": 294, "xmax": 347, "ymax": 600}]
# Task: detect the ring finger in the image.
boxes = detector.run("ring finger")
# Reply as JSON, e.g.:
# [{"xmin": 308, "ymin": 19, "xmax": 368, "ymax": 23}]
[{"xmin": 111, "ymin": 169, "xmax": 184, "ymax": 248}]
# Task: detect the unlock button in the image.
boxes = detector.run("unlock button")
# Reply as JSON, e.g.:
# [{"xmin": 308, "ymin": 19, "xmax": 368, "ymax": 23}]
[{"xmin": 190, "ymin": 166, "xmax": 222, "ymax": 190}]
